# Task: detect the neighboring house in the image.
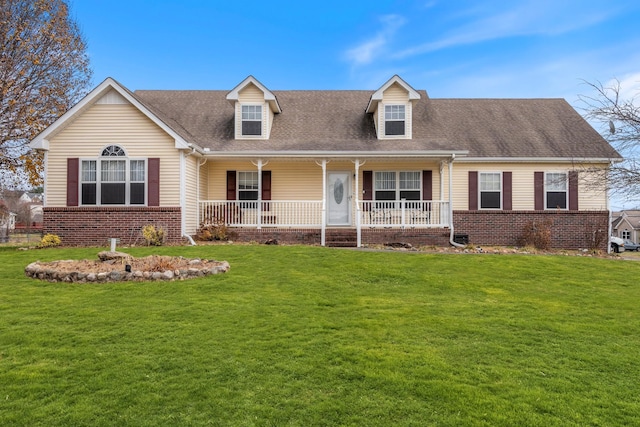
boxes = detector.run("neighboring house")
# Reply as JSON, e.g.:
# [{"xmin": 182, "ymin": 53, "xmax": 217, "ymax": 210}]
[
  {"xmin": 30, "ymin": 75, "xmax": 621, "ymax": 248},
  {"xmin": 612, "ymin": 210, "xmax": 640, "ymax": 242}
]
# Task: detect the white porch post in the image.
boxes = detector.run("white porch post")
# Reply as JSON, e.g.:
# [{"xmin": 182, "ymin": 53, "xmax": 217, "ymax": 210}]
[
  {"xmin": 439, "ymin": 161, "xmax": 445, "ymax": 203},
  {"xmin": 354, "ymin": 159, "xmax": 362, "ymax": 247},
  {"xmin": 321, "ymin": 160, "xmax": 327, "ymax": 246},
  {"xmin": 254, "ymin": 159, "xmax": 263, "ymax": 229}
]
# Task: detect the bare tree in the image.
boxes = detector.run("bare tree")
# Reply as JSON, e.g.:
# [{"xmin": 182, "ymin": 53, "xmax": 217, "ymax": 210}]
[
  {"xmin": 0, "ymin": 0, "xmax": 92, "ymax": 186},
  {"xmin": 578, "ymin": 80, "xmax": 640, "ymax": 203}
]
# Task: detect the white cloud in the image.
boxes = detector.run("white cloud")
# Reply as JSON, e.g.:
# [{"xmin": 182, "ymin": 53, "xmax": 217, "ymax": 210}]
[
  {"xmin": 344, "ymin": 14, "xmax": 405, "ymax": 66},
  {"xmin": 609, "ymin": 73, "xmax": 640, "ymax": 101},
  {"xmin": 393, "ymin": 1, "xmax": 617, "ymax": 59}
]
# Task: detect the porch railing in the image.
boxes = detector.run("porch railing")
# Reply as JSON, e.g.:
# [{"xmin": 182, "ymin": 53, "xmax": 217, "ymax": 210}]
[
  {"xmin": 198, "ymin": 200, "xmax": 450, "ymax": 229},
  {"xmin": 358, "ymin": 200, "xmax": 450, "ymax": 228},
  {"xmin": 199, "ymin": 200, "xmax": 323, "ymax": 228}
]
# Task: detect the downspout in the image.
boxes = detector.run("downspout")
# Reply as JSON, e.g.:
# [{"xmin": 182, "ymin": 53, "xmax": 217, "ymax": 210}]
[{"xmin": 448, "ymin": 154, "xmax": 465, "ymax": 248}]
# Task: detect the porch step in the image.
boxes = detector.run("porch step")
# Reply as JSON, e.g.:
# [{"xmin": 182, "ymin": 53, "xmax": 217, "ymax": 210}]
[{"xmin": 325, "ymin": 229, "xmax": 357, "ymax": 247}]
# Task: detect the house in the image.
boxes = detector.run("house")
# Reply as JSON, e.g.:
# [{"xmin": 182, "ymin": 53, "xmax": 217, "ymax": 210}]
[
  {"xmin": 30, "ymin": 75, "xmax": 621, "ymax": 248},
  {"xmin": 612, "ymin": 210, "xmax": 640, "ymax": 242}
]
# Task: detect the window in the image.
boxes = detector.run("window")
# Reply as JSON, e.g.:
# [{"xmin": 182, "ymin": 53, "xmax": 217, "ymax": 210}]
[
  {"xmin": 545, "ymin": 172, "xmax": 567, "ymax": 209},
  {"xmin": 622, "ymin": 230, "xmax": 631, "ymax": 240},
  {"xmin": 479, "ymin": 172, "xmax": 501, "ymax": 209},
  {"xmin": 374, "ymin": 171, "xmax": 420, "ymax": 202},
  {"xmin": 384, "ymin": 105, "xmax": 405, "ymax": 136},
  {"xmin": 241, "ymin": 105, "xmax": 262, "ymax": 136},
  {"xmin": 238, "ymin": 171, "xmax": 258, "ymax": 207},
  {"xmin": 80, "ymin": 145, "xmax": 146, "ymax": 205}
]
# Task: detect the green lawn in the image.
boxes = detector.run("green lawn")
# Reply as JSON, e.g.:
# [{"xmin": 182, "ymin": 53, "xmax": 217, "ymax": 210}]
[{"xmin": 1, "ymin": 244, "xmax": 639, "ymax": 426}]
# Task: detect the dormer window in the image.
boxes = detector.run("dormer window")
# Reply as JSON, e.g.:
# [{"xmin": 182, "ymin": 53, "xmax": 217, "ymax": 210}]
[
  {"xmin": 242, "ymin": 105, "xmax": 262, "ymax": 136},
  {"xmin": 385, "ymin": 105, "xmax": 405, "ymax": 136},
  {"xmin": 227, "ymin": 76, "xmax": 281, "ymax": 140},
  {"xmin": 366, "ymin": 75, "xmax": 420, "ymax": 140}
]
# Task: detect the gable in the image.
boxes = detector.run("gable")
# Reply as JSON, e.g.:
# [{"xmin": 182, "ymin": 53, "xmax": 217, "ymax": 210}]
[{"xmin": 30, "ymin": 77, "xmax": 190, "ymax": 151}]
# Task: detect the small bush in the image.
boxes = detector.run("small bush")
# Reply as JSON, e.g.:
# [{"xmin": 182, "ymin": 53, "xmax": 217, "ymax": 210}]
[
  {"xmin": 518, "ymin": 219, "xmax": 552, "ymax": 250},
  {"xmin": 196, "ymin": 221, "xmax": 228, "ymax": 241},
  {"xmin": 142, "ymin": 225, "xmax": 165, "ymax": 246},
  {"xmin": 38, "ymin": 233, "xmax": 61, "ymax": 248}
]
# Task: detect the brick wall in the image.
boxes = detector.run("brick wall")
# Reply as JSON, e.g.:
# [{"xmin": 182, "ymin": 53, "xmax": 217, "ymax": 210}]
[
  {"xmin": 43, "ymin": 207, "xmax": 182, "ymax": 246},
  {"xmin": 453, "ymin": 210, "xmax": 609, "ymax": 250},
  {"xmin": 361, "ymin": 228, "xmax": 450, "ymax": 247},
  {"xmin": 230, "ymin": 227, "xmax": 450, "ymax": 247},
  {"xmin": 231, "ymin": 228, "xmax": 322, "ymax": 245}
]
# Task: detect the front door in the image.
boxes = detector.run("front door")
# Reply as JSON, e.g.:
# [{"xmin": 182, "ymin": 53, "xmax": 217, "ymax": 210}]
[{"xmin": 327, "ymin": 172, "xmax": 351, "ymax": 226}]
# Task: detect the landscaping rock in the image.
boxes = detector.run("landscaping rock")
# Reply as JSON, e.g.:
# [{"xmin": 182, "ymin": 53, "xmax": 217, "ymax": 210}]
[{"xmin": 25, "ymin": 255, "xmax": 230, "ymax": 283}]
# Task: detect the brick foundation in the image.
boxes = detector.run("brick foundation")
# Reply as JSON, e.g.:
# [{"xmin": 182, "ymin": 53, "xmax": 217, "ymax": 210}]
[
  {"xmin": 453, "ymin": 210, "xmax": 609, "ymax": 250},
  {"xmin": 43, "ymin": 207, "xmax": 183, "ymax": 247},
  {"xmin": 228, "ymin": 227, "xmax": 450, "ymax": 247},
  {"xmin": 43, "ymin": 208, "xmax": 610, "ymax": 250}
]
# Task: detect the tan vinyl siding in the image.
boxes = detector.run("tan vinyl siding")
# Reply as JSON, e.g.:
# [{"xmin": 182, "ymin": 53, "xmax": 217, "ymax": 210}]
[
  {"xmin": 184, "ymin": 155, "xmax": 199, "ymax": 234},
  {"xmin": 447, "ymin": 162, "xmax": 609, "ymax": 210},
  {"xmin": 46, "ymin": 103, "xmax": 181, "ymax": 207},
  {"xmin": 204, "ymin": 160, "xmax": 443, "ymax": 201},
  {"xmin": 578, "ymin": 169, "xmax": 608, "ymax": 210},
  {"xmin": 382, "ymin": 83, "xmax": 410, "ymax": 102},
  {"xmin": 198, "ymin": 160, "xmax": 209, "ymax": 200},
  {"xmin": 379, "ymin": 83, "xmax": 412, "ymax": 139},
  {"xmin": 238, "ymin": 84, "xmax": 264, "ymax": 102}
]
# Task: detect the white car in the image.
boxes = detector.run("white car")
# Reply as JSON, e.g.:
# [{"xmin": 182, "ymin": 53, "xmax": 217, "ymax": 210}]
[{"xmin": 611, "ymin": 236, "xmax": 625, "ymax": 253}]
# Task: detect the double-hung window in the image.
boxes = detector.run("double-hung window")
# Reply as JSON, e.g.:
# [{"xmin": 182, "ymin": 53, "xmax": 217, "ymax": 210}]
[
  {"xmin": 374, "ymin": 171, "xmax": 420, "ymax": 205},
  {"xmin": 241, "ymin": 105, "xmax": 262, "ymax": 136},
  {"xmin": 80, "ymin": 145, "xmax": 146, "ymax": 205},
  {"xmin": 384, "ymin": 105, "xmax": 405, "ymax": 136},
  {"xmin": 238, "ymin": 171, "xmax": 258, "ymax": 208},
  {"xmin": 479, "ymin": 172, "xmax": 501, "ymax": 209},
  {"xmin": 545, "ymin": 172, "xmax": 567, "ymax": 209}
]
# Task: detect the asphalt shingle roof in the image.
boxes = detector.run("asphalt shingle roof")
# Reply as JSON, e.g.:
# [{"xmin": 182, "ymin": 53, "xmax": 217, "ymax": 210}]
[{"xmin": 133, "ymin": 88, "xmax": 621, "ymax": 159}]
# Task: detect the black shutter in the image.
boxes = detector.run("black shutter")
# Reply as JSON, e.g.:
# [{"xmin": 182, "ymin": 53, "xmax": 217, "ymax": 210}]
[
  {"xmin": 226, "ymin": 171, "xmax": 237, "ymax": 200},
  {"xmin": 422, "ymin": 170, "xmax": 432, "ymax": 200},
  {"xmin": 67, "ymin": 158, "xmax": 79, "ymax": 206},
  {"xmin": 569, "ymin": 171, "xmax": 579, "ymax": 210},
  {"xmin": 148, "ymin": 158, "xmax": 160, "ymax": 206},
  {"xmin": 503, "ymin": 172, "xmax": 512, "ymax": 210},
  {"xmin": 534, "ymin": 172, "xmax": 544, "ymax": 210},
  {"xmin": 468, "ymin": 171, "xmax": 478, "ymax": 210}
]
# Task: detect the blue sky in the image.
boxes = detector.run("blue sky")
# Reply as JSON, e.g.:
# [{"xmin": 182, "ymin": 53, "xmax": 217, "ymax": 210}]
[
  {"xmin": 71, "ymin": 0, "xmax": 640, "ymax": 208},
  {"xmin": 72, "ymin": 0, "xmax": 640, "ymax": 99}
]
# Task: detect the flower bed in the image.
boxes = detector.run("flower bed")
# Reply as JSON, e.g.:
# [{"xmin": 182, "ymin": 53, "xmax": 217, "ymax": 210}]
[{"xmin": 25, "ymin": 253, "xmax": 230, "ymax": 283}]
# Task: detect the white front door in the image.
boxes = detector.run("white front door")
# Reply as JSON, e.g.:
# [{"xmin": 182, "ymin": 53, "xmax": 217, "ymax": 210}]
[{"xmin": 327, "ymin": 172, "xmax": 351, "ymax": 226}]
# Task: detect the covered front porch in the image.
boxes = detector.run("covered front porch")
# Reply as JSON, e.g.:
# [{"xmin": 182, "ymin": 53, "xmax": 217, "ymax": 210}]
[{"xmin": 196, "ymin": 156, "xmax": 459, "ymax": 247}]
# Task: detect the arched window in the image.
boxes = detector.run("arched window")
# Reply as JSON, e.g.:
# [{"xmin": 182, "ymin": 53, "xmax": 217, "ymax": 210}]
[
  {"xmin": 79, "ymin": 145, "xmax": 146, "ymax": 205},
  {"xmin": 102, "ymin": 145, "xmax": 126, "ymax": 156}
]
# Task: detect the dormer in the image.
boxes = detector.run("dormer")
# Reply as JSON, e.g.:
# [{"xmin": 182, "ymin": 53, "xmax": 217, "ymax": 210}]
[
  {"xmin": 226, "ymin": 76, "xmax": 282, "ymax": 140},
  {"xmin": 366, "ymin": 75, "xmax": 421, "ymax": 140}
]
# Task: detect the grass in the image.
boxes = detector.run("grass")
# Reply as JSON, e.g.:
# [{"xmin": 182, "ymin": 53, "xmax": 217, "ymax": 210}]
[{"xmin": 1, "ymin": 244, "xmax": 640, "ymax": 426}]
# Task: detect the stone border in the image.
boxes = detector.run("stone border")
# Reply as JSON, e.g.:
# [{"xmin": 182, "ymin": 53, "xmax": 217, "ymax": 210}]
[{"xmin": 25, "ymin": 257, "xmax": 230, "ymax": 283}]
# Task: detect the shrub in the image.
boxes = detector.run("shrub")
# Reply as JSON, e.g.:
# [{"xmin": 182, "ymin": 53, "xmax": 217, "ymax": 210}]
[
  {"xmin": 196, "ymin": 221, "xmax": 228, "ymax": 241},
  {"xmin": 517, "ymin": 219, "xmax": 552, "ymax": 250},
  {"xmin": 142, "ymin": 225, "xmax": 165, "ymax": 246},
  {"xmin": 38, "ymin": 233, "xmax": 61, "ymax": 248}
]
